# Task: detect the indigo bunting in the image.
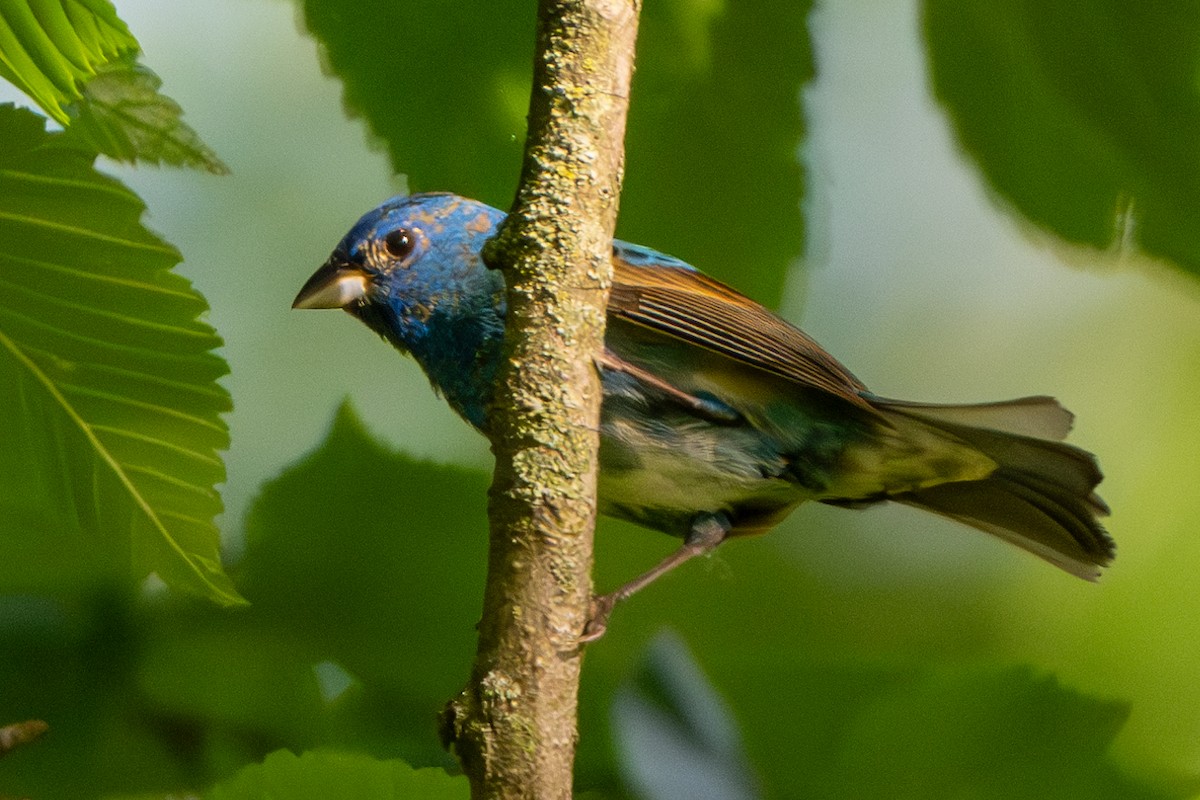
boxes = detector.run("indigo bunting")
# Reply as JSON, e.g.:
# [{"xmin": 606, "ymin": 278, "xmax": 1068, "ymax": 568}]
[{"xmin": 294, "ymin": 193, "xmax": 1112, "ymax": 636}]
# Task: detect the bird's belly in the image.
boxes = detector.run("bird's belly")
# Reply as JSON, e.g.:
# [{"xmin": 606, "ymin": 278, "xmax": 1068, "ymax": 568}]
[{"xmin": 597, "ymin": 414, "xmax": 800, "ymax": 537}]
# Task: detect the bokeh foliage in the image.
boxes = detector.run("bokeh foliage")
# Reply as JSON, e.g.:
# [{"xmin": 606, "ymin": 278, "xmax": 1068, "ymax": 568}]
[
  {"xmin": 298, "ymin": 0, "xmax": 809, "ymax": 305},
  {"xmin": 923, "ymin": 0, "xmax": 1200, "ymax": 275},
  {"xmin": 202, "ymin": 750, "xmax": 470, "ymax": 800},
  {"xmin": 2, "ymin": 0, "xmax": 1200, "ymax": 798},
  {"xmin": 2, "ymin": 406, "xmax": 1177, "ymax": 799}
]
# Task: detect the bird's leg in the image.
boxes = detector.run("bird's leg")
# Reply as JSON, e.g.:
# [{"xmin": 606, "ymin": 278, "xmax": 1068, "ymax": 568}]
[{"xmin": 581, "ymin": 512, "xmax": 731, "ymax": 642}]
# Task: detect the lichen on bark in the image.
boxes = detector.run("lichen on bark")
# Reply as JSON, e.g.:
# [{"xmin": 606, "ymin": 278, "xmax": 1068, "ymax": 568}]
[{"xmin": 440, "ymin": 1, "xmax": 641, "ymax": 798}]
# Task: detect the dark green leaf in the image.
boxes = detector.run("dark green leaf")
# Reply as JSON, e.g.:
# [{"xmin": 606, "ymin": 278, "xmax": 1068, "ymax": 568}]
[
  {"xmin": 827, "ymin": 666, "xmax": 1164, "ymax": 800},
  {"xmin": 698, "ymin": 656, "xmax": 1178, "ymax": 800},
  {"xmin": 237, "ymin": 401, "xmax": 489, "ymax": 765},
  {"xmin": 0, "ymin": 104, "xmax": 240, "ymax": 604},
  {"xmin": 0, "ymin": 591, "xmax": 204, "ymax": 799},
  {"xmin": 923, "ymin": 0, "xmax": 1200, "ymax": 278},
  {"xmin": 297, "ymin": 0, "xmax": 813, "ymax": 305},
  {"xmin": 63, "ymin": 61, "xmax": 229, "ymax": 173},
  {"xmin": 297, "ymin": 0, "xmax": 532, "ymax": 207},
  {"xmin": 204, "ymin": 749, "xmax": 469, "ymax": 800},
  {"xmin": 619, "ymin": 0, "xmax": 813, "ymax": 305},
  {"xmin": 0, "ymin": 405, "xmax": 489, "ymax": 796}
]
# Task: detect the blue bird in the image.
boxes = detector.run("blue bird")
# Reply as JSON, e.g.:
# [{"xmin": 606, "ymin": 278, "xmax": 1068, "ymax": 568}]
[{"xmin": 294, "ymin": 192, "xmax": 1112, "ymax": 637}]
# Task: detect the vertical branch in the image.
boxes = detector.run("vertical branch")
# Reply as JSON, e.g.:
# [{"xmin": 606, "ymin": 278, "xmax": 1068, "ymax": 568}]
[{"xmin": 441, "ymin": 0, "xmax": 640, "ymax": 798}]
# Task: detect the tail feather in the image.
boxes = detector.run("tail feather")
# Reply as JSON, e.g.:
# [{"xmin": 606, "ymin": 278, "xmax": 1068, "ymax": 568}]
[
  {"xmin": 873, "ymin": 397, "xmax": 1114, "ymax": 579},
  {"xmin": 865, "ymin": 394, "xmax": 1075, "ymax": 440}
]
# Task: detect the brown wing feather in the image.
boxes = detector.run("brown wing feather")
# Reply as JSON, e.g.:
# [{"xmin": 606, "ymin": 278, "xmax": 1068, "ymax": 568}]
[{"xmin": 610, "ymin": 258, "xmax": 874, "ymax": 411}]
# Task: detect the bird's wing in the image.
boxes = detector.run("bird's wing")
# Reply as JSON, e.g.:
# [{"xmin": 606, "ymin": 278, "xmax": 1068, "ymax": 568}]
[{"xmin": 609, "ymin": 254, "xmax": 875, "ymax": 412}]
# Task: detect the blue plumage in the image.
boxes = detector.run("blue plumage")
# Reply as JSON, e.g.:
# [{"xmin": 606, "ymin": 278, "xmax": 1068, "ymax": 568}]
[{"xmin": 295, "ymin": 192, "xmax": 1113, "ymax": 636}]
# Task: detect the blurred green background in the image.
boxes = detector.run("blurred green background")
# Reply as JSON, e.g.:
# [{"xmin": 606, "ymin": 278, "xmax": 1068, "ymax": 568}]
[{"xmin": 2, "ymin": 0, "xmax": 1200, "ymax": 798}]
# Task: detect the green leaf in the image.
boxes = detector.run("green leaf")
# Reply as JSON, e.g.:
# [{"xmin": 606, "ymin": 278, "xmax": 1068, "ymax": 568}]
[
  {"xmin": 2, "ymin": 406, "xmax": 490, "ymax": 796},
  {"xmin": 923, "ymin": 0, "xmax": 1200, "ymax": 278},
  {"xmin": 0, "ymin": 104, "xmax": 241, "ymax": 604},
  {"xmin": 0, "ymin": 0, "xmax": 138, "ymax": 122},
  {"xmin": 204, "ymin": 750, "xmax": 469, "ymax": 800},
  {"xmin": 0, "ymin": 2, "xmax": 225, "ymax": 172},
  {"xmin": 0, "ymin": 591, "xmax": 205, "ymax": 799},
  {"xmin": 297, "ymin": 0, "xmax": 812, "ymax": 306},
  {"xmin": 828, "ymin": 666, "xmax": 1166, "ymax": 800},
  {"xmin": 238, "ymin": 401, "xmax": 489, "ymax": 764},
  {"xmin": 63, "ymin": 60, "xmax": 229, "ymax": 173},
  {"xmin": 721, "ymin": 656, "xmax": 1182, "ymax": 800},
  {"xmin": 619, "ymin": 0, "xmax": 814, "ymax": 306}
]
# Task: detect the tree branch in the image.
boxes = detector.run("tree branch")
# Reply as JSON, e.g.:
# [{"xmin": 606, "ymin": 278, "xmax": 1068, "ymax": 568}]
[
  {"xmin": 440, "ymin": 0, "xmax": 640, "ymax": 797},
  {"xmin": 0, "ymin": 719, "xmax": 48, "ymax": 759}
]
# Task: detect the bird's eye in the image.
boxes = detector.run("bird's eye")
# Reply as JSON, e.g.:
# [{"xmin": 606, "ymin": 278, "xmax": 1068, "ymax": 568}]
[{"xmin": 383, "ymin": 228, "xmax": 415, "ymax": 260}]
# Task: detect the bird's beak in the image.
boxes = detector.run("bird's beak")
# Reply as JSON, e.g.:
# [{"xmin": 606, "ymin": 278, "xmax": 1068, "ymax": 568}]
[{"xmin": 292, "ymin": 260, "xmax": 369, "ymax": 309}]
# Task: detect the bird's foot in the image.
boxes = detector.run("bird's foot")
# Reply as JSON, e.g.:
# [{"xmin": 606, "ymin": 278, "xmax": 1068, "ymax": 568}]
[
  {"xmin": 578, "ymin": 512, "xmax": 731, "ymax": 644},
  {"xmin": 580, "ymin": 593, "xmax": 618, "ymax": 643}
]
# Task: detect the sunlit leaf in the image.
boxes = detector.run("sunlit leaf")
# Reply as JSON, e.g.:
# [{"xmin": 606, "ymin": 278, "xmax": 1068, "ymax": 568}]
[
  {"xmin": 63, "ymin": 61, "xmax": 229, "ymax": 173},
  {"xmin": 297, "ymin": 0, "xmax": 812, "ymax": 305},
  {"xmin": 923, "ymin": 0, "xmax": 1200, "ymax": 277},
  {"xmin": 205, "ymin": 749, "xmax": 469, "ymax": 800},
  {"xmin": 0, "ymin": 0, "xmax": 137, "ymax": 122},
  {"xmin": 0, "ymin": 1, "xmax": 225, "ymax": 172},
  {"xmin": 0, "ymin": 104, "xmax": 241, "ymax": 604},
  {"xmin": 1, "ymin": 405, "xmax": 490, "ymax": 796}
]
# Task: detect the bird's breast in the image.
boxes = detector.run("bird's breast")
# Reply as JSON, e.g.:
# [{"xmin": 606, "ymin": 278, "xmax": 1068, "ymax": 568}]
[{"xmin": 596, "ymin": 402, "xmax": 803, "ymax": 537}]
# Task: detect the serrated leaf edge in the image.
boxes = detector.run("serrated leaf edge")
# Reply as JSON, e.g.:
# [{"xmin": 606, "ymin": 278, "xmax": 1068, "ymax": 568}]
[{"xmin": 0, "ymin": 326, "xmax": 243, "ymax": 605}]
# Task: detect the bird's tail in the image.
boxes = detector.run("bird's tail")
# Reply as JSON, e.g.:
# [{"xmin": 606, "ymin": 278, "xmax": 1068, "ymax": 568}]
[{"xmin": 870, "ymin": 395, "xmax": 1115, "ymax": 580}]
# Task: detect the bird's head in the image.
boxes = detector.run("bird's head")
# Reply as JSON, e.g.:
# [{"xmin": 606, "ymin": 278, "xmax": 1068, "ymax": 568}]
[{"xmin": 293, "ymin": 192, "xmax": 506, "ymax": 354}]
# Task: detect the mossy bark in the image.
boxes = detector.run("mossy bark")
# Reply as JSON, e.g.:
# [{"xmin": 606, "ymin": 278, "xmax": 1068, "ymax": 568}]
[{"xmin": 440, "ymin": 1, "xmax": 640, "ymax": 798}]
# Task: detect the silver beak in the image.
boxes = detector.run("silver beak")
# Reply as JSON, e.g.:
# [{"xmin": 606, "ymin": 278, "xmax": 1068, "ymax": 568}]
[{"xmin": 292, "ymin": 261, "xmax": 369, "ymax": 309}]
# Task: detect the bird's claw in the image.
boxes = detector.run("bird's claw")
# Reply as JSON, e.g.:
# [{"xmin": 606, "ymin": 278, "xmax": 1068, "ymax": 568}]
[{"xmin": 580, "ymin": 594, "xmax": 617, "ymax": 643}]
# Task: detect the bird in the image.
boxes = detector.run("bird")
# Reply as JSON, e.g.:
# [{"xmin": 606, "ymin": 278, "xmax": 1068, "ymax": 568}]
[{"xmin": 293, "ymin": 192, "xmax": 1113, "ymax": 638}]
